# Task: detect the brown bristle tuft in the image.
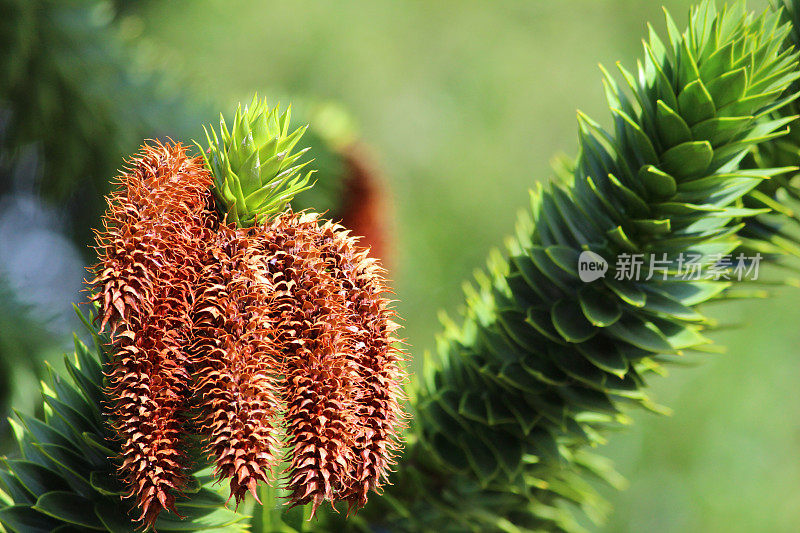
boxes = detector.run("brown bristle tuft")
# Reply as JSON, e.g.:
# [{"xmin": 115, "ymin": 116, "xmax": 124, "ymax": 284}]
[
  {"xmin": 190, "ymin": 224, "xmax": 283, "ymax": 506},
  {"xmin": 90, "ymin": 141, "xmax": 217, "ymax": 529},
  {"xmin": 90, "ymin": 141, "xmax": 405, "ymax": 524},
  {"xmin": 310, "ymin": 220, "xmax": 407, "ymax": 512},
  {"xmin": 254, "ymin": 212, "xmax": 360, "ymax": 516}
]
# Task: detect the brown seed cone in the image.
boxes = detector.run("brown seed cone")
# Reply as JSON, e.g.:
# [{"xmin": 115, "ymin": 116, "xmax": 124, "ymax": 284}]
[
  {"xmin": 248, "ymin": 212, "xmax": 362, "ymax": 516},
  {"xmin": 310, "ymin": 220, "xmax": 407, "ymax": 512},
  {"xmin": 111, "ymin": 303, "xmax": 193, "ymax": 527},
  {"xmin": 90, "ymin": 139, "xmax": 404, "ymax": 523},
  {"xmin": 90, "ymin": 141, "xmax": 217, "ymax": 528},
  {"xmin": 190, "ymin": 224, "xmax": 283, "ymax": 506},
  {"xmin": 89, "ymin": 141, "xmax": 214, "ymax": 333}
]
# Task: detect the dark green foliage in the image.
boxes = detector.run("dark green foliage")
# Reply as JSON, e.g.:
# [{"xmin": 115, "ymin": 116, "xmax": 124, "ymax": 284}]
[
  {"xmin": 0, "ymin": 0, "xmax": 213, "ymax": 248},
  {"xmin": 360, "ymin": 3, "xmax": 800, "ymax": 531},
  {"xmin": 0, "ymin": 278, "xmax": 60, "ymax": 437},
  {"xmin": 0, "ymin": 309, "xmax": 247, "ymax": 532}
]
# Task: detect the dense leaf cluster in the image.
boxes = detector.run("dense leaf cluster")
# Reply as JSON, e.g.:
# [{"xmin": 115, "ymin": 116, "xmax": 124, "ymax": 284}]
[{"xmin": 377, "ymin": 3, "xmax": 800, "ymax": 531}]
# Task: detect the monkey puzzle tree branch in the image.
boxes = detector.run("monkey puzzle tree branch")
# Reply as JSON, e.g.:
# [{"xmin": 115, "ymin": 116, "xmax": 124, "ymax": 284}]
[{"xmin": 362, "ymin": 3, "xmax": 800, "ymax": 532}]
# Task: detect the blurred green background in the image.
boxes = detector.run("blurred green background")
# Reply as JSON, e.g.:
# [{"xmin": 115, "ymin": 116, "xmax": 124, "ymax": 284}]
[{"xmin": 5, "ymin": 0, "xmax": 800, "ymax": 531}]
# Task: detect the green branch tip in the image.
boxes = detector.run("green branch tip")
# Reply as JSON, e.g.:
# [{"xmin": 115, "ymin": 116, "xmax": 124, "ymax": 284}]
[{"xmin": 197, "ymin": 94, "xmax": 315, "ymax": 227}]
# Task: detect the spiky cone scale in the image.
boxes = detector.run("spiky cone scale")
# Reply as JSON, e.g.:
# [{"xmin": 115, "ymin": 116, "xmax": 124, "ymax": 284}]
[
  {"xmin": 283, "ymin": 337, "xmax": 356, "ymax": 517},
  {"xmin": 309, "ymin": 219, "xmax": 406, "ymax": 511},
  {"xmin": 365, "ymin": 4, "xmax": 800, "ymax": 532},
  {"xmin": 245, "ymin": 212, "xmax": 361, "ymax": 515},
  {"xmin": 190, "ymin": 224, "xmax": 283, "ymax": 506},
  {"xmin": 189, "ymin": 210, "xmax": 399, "ymax": 515},
  {"xmin": 89, "ymin": 141, "xmax": 218, "ymax": 528},
  {"xmin": 90, "ymin": 141, "xmax": 215, "ymax": 331},
  {"xmin": 111, "ymin": 311, "xmax": 192, "ymax": 527}
]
